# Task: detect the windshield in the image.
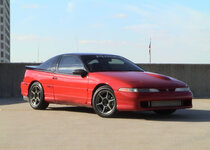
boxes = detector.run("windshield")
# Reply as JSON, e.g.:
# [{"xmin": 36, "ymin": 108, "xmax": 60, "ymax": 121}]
[{"xmin": 81, "ymin": 55, "xmax": 144, "ymax": 72}]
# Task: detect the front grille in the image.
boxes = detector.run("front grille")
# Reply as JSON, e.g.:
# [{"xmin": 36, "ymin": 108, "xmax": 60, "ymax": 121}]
[
  {"xmin": 183, "ymin": 100, "xmax": 192, "ymax": 106},
  {"xmin": 151, "ymin": 100, "xmax": 181, "ymax": 107},
  {"xmin": 140, "ymin": 100, "xmax": 191, "ymax": 108}
]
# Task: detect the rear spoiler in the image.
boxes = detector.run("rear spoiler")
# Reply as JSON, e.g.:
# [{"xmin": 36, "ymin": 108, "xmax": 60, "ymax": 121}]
[{"xmin": 25, "ymin": 66, "xmax": 39, "ymax": 70}]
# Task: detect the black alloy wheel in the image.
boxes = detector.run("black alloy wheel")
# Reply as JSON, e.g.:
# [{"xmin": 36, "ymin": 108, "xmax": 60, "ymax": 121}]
[
  {"xmin": 29, "ymin": 82, "xmax": 49, "ymax": 110},
  {"xmin": 92, "ymin": 85, "xmax": 117, "ymax": 117}
]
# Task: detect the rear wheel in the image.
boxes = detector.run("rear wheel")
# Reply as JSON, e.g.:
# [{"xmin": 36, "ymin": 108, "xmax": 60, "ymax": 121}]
[
  {"xmin": 29, "ymin": 82, "xmax": 49, "ymax": 110},
  {"xmin": 92, "ymin": 85, "xmax": 117, "ymax": 118},
  {"xmin": 154, "ymin": 109, "xmax": 176, "ymax": 115}
]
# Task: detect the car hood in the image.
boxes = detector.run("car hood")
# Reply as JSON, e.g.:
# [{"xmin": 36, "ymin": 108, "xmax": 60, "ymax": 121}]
[{"xmin": 91, "ymin": 71, "xmax": 187, "ymax": 89}]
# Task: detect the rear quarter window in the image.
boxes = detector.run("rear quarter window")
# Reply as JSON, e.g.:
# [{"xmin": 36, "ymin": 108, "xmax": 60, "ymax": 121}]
[{"xmin": 39, "ymin": 56, "xmax": 59, "ymax": 72}]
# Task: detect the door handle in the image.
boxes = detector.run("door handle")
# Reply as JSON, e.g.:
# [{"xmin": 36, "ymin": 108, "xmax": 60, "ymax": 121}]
[{"xmin": 52, "ymin": 76, "xmax": 58, "ymax": 80}]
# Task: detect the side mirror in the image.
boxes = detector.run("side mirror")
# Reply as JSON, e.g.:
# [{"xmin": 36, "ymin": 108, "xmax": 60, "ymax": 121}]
[{"xmin": 73, "ymin": 69, "xmax": 88, "ymax": 77}]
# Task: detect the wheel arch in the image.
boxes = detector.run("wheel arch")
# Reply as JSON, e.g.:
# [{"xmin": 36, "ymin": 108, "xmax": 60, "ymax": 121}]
[
  {"xmin": 28, "ymin": 80, "xmax": 44, "ymax": 96},
  {"xmin": 91, "ymin": 83, "xmax": 114, "ymax": 106}
]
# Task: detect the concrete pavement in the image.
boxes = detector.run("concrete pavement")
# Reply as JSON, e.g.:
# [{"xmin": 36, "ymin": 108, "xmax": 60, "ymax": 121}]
[{"xmin": 1, "ymin": 98, "xmax": 210, "ymax": 150}]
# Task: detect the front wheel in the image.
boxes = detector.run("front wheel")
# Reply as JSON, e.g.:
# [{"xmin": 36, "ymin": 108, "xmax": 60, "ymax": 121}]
[
  {"xmin": 154, "ymin": 109, "xmax": 176, "ymax": 115},
  {"xmin": 92, "ymin": 85, "xmax": 117, "ymax": 118},
  {"xmin": 28, "ymin": 82, "xmax": 49, "ymax": 110}
]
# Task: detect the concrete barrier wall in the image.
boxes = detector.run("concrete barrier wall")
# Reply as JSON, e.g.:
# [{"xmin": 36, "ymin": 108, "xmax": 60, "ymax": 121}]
[
  {"xmin": 0, "ymin": 63, "xmax": 40, "ymax": 97},
  {"xmin": 0, "ymin": 63, "xmax": 209, "ymax": 98},
  {"xmin": 137, "ymin": 64, "xmax": 210, "ymax": 98}
]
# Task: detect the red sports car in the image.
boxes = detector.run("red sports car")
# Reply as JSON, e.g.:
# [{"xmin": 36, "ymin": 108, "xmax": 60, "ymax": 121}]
[{"xmin": 21, "ymin": 53, "xmax": 192, "ymax": 117}]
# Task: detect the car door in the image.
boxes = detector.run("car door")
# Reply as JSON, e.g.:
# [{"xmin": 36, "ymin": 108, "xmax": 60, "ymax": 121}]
[{"xmin": 53, "ymin": 55, "xmax": 88, "ymax": 105}]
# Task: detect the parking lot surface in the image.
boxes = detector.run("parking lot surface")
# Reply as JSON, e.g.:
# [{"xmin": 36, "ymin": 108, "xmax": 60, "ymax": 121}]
[{"xmin": 1, "ymin": 98, "xmax": 210, "ymax": 150}]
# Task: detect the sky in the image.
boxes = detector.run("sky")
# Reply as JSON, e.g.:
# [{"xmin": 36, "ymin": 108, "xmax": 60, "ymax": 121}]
[{"xmin": 11, "ymin": 0, "xmax": 210, "ymax": 63}]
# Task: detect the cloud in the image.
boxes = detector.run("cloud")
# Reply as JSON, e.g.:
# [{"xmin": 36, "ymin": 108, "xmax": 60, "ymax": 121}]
[
  {"xmin": 124, "ymin": 24, "xmax": 158, "ymax": 31},
  {"xmin": 79, "ymin": 40, "xmax": 136, "ymax": 47},
  {"xmin": 67, "ymin": 2, "xmax": 73, "ymax": 12},
  {"xmin": 79, "ymin": 40, "xmax": 112, "ymax": 45},
  {"xmin": 126, "ymin": 5, "xmax": 150, "ymax": 17},
  {"xmin": 12, "ymin": 34, "xmax": 52, "ymax": 42},
  {"xmin": 22, "ymin": 4, "xmax": 40, "ymax": 9},
  {"xmin": 91, "ymin": 23, "xmax": 104, "ymax": 28},
  {"xmin": 123, "ymin": 3, "xmax": 210, "ymax": 62},
  {"xmin": 113, "ymin": 13, "xmax": 127, "ymax": 19},
  {"xmin": 124, "ymin": 4, "xmax": 210, "ymax": 39}
]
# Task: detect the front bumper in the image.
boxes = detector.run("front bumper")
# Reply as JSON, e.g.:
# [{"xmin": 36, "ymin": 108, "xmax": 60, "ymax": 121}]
[{"xmin": 115, "ymin": 91, "xmax": 193, "ymax": 111}]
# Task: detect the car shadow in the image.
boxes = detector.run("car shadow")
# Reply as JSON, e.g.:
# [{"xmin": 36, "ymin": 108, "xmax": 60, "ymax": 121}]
[
  {"xmin": 0, "ymin": 98, "xmax": 26, "ymax": 105},
  {"xmin": 47, "ymin": 106, "xmax": 210, "ymax": 122},
  {"xmin": 115, "ymin": 109, "xmax": 210, "ymax": 122},
  {"xmin": 47, "ymin": 106, "xmax": 95, "ymax": 114}
]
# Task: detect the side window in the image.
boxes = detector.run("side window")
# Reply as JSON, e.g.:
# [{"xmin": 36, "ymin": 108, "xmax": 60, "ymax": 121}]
[
  {"xmin": 58, "ymin": 56, "xmax": 84, "ymax": 74},
  {"xmin": 39, "ymin": 56, "xmax": 59, "ymax": 72}
]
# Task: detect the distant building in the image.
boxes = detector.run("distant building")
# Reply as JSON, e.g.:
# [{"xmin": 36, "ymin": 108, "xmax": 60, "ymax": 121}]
[{"xmin": 0, "ymin": 0, "xmax": 10, "ymax": 63}]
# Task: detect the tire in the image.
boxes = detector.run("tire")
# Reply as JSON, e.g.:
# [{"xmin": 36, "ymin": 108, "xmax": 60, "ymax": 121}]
[
  {"xmin": 154, "ymin": 109, "xmax": 176, "ymax": 115},
  {"xmin": 28, "ymin": 82, "xmax": 49, "ymax": 110},
  {"xmin": 92, "ymin": 85, "xmax": 117, "ymax": 118}
]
